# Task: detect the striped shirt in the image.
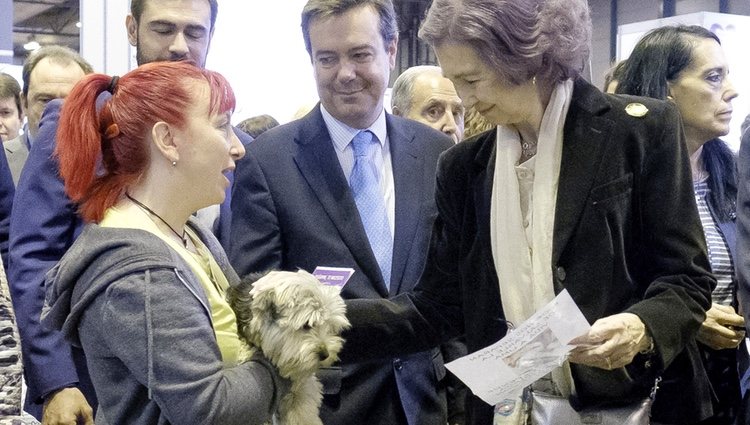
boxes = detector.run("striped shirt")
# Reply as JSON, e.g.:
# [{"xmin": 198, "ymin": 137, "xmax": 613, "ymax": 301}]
[{"xmin": 694, "ymin": 179, "xmax": 734, "ymax": 306}]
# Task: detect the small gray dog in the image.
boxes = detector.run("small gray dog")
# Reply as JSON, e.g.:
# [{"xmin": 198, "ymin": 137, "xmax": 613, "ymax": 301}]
[{"xmin": 227, "ymin": 270, "xmax": 350, "ymax": 425}]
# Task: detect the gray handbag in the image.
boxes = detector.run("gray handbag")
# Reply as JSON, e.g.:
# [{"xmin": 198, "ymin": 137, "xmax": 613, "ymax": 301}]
[{"xmin": 530, "ymin": 377, "xmax": 660, "ymax": 425}]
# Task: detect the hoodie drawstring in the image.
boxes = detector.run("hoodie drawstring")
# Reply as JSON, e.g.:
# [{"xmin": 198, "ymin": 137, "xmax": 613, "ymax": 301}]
[{"xmin": 145, "ymin": 269, "xmax": 154, "ymax": 400}]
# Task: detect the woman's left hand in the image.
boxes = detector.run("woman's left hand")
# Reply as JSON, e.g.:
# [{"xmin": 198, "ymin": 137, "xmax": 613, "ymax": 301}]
[
  {"xmin": 696, "ymin": 303, "xmax": 745, "ymax": 350},
  {"xmin": 567, "ymin": 313, "xmax": 652, "ymax": 370}
]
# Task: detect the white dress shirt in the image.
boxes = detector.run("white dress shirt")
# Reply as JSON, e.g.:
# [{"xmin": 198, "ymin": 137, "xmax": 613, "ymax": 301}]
[{"xmin": 320, "ymin": 105, "xmax": 395, "ymax": 239}]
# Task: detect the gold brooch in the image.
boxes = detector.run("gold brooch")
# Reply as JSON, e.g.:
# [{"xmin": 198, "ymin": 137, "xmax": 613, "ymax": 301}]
[{"xmin": 625, "ymin": 103, "xmax": 648, "ymax": 118}]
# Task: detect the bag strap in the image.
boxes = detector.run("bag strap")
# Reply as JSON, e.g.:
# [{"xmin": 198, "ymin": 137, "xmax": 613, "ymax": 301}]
[{"xmin": 649, "ymin": 376, "xmax": 662, "ymax": 401}]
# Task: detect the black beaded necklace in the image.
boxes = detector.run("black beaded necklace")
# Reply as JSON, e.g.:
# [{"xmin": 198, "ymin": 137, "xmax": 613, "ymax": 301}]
[{"xmin": 126, "ymin": 193, "xmax": 188, "ymax": 248}]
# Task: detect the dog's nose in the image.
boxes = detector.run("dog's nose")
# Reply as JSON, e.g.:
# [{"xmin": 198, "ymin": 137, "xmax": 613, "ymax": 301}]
[{"xmin": 318, "ymin": 348, "xmax": 329, "ymax": 361}]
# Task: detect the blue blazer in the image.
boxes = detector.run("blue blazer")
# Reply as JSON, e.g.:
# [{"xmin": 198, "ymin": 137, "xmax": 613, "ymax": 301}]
[
  {"xmin": 0, "ymin": 143, "xmax": 14, "ymax": 270},
  {"xmin": 735, "ymin": 128, "xmax": 750, "ymax": 396},
  {"xmin": 229, "ymin": 105, "xmax": 453, "ymax": 425},
  {"xmin": 736, "ymin": 129, "xmax": 750, "ymax": 322},
  {"xmin": 8, "ymin": 100, "xmax": 93, "ymax": 419}
]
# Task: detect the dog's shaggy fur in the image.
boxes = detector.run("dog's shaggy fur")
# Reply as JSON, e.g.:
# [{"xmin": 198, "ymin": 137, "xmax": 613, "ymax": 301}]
[{"xmin": 227, "ymin": 270, "xmax": 350, "ymax": 425}]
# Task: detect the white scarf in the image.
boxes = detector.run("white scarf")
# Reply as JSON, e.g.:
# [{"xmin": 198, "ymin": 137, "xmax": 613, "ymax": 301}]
[
  {"xmin": 490, "ymin": 79, "xmax": 573, "ymax": 327},
  {"xmin": 490, "ymin": 79, "xmax": 575, "ymax": 425}
]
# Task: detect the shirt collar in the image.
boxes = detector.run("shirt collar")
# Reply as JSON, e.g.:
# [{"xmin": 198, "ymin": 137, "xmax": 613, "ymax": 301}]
[
  {"xmin": 23, "ymin": 130, "xmax": 33, "ymax": 149},
  {"xmin": 320, "ymin": 104, "xmax": 388, "ymax": 152}
]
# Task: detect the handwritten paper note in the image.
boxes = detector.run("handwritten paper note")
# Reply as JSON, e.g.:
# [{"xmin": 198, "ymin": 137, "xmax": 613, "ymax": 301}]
[{"xmin": 445, "ymin": 290, "xmax": 590, "ymax": 406}]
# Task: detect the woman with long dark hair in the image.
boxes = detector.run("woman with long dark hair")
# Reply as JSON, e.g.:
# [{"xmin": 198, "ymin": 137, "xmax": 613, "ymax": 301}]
[{"xmin": 617, "ymin": 25, "xmax": 743, "ymax": 424}]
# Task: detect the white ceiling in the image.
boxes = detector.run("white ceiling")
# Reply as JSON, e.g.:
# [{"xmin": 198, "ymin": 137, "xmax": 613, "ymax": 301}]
[{"xmin": 12, "ymin": 0, "xmax": 80, "ymax": 60}]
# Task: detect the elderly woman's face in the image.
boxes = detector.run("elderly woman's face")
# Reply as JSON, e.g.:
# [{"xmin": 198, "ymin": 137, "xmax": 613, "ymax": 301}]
[
  {"xmin": 668, "ymin": 38, "xmax": 738, "ymax": 143},
  {"xmin": 434, "ymin": 43, "xmax": 536, "ymax": 127}
]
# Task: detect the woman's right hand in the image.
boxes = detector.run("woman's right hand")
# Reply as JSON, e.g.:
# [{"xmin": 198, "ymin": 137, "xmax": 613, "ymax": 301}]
[
  {"xmin": 696, "ymin": 303, "xmax": 745, "ymax": 350},
  {"xmin": 568, "ymin": 313, "xmax": 652, "ymax": 370}
]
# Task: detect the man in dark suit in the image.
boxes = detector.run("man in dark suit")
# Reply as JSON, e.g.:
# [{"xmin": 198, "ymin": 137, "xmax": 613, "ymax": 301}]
[
  {"xmin": 229, "ymin": 1, "xmax": 452, "ymax": 424},
  {"xmin": 8, "ymin": 46, "xmax": 93, "ymax": 424},
  {"xmin": 735, "ymin": 112, "xmax": 750, "ymax": 423}
]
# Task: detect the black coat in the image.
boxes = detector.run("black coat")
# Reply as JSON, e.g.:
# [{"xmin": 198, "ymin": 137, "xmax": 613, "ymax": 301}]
[{"xmin": 343, "ymin": 78, "xmax": 715, "ymax": 424}]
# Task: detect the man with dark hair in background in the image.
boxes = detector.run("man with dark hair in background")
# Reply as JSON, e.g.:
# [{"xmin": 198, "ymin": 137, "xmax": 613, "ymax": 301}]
[
  {"xmin": 0, "ymin": 72, "xmax": 26, "ymax": 184},
  {"xmin": 237, "ymin": 114, "xmax": 280, "ymax": 139},
  {"xmin": 0, "ymin": 72, "xmax": 23, "ymax": 144}
]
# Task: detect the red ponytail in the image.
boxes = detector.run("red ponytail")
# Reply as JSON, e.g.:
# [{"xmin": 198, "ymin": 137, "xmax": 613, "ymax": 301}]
[{"xmin": 55, "ymin": 61, "xmax": 236, "ymax": 222}]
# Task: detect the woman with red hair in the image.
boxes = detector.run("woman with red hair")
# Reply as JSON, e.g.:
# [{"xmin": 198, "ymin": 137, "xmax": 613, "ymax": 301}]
[{"xmin": 41, "ymin": 61, "xmax": 287, "ymax": 424}]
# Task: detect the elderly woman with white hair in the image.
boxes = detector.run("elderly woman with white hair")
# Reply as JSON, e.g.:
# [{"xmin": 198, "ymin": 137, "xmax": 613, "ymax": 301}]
[{"xmin": 339, "ymin": 0, "xmax": 716, "ymax": 424}]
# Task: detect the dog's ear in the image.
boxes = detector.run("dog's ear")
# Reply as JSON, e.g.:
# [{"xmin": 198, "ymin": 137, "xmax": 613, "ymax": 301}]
[
  {"xmin": 320, "ymin": 285, "xmax": 351, "ymax": 331},
  {"xmin": 250, "ymin": 282, "xmax": 282, "ymax": 323},
  {"xmin": 227, "ymin": 271, "xmax": 272, "ymax": 327},
  {"xmin": 241, "ymin": 271, "xmax": 272, "ymax": 287},
  {"xmin": 226, "ymin": 278, "xmax": 251, "ymax": 307},
  {"xmin": 268, "ymin": 302, "xmax": 280, "ymax": 322},
  {"xmin": 228, "ymin": 272, "xmax": 266, "ymax": 301}
]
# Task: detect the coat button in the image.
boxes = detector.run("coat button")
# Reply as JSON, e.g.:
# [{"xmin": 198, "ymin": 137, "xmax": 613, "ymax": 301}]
[{"xmin": 556, "ymin": 266, "xmax": 566, "ymax": 281}]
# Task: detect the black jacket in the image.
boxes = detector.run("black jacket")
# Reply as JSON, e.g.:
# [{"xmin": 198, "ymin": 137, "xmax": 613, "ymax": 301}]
[{"xmin": 343, "ymin": 78, "xmax": 715, "ymax": 425}]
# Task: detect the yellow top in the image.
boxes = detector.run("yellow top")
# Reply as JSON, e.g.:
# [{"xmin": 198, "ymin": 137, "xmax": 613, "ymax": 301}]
[{"xmin": 100, "ymin": 206, "xmax": 241, "ymax": 367}]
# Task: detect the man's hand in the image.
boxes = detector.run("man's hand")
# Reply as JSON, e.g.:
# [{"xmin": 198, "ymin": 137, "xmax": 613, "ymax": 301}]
[
  {"xmin": 697, "ymin": 303, "xmax": 745, "ymax": 350},
  {"xmin": 42, "ymin": 387, "xmax": 93, "ymax": 425}
]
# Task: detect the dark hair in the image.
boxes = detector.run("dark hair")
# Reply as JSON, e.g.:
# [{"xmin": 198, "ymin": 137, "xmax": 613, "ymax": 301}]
[
  {"xmin": 22, "ymin": 45, "xmax": 93, "ymax": 97},
  {"xmin": 616, "ymin": 25, "xmax": 734, "ymax": 221},
  {"xmin": 700, "ymin": 139, "xmax": 737, "ymax": 221},
  {"xmin": 0, "ymin": 73, "xmax": 22, "ymax": 118},
  {"xmin": 616, "ymin": 25, "xmax": 719, "ymax": 99},
  {"xmin": 418, "ymin": 0, "xmax": 591, "ymax": 85},
  {"xmin": 56, "ymin": 61, "xmax": 235, "ymax": 222},
  {"xmin": 742, "ymin": 114, "xmax": 750, "ymax": 138},
  {"xmin": 301, "ymin": 0, "xmax": 398, "ymax": 56},
  {"xmin": 131, "ymin": 0, "xmax": 218, "ymax": 30},
  {"xmin": 237, "ymin": 114, "xmax": 280, "ymax": 139},
  {"xmin": 603, "ymin": 60, "xmax": 627, "ymax": 92}
]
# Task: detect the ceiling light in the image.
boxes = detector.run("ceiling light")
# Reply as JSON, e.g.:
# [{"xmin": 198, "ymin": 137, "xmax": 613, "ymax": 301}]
[{"xmin": 24, "ymin": 40, "xmax": 41, "ymax": 51}]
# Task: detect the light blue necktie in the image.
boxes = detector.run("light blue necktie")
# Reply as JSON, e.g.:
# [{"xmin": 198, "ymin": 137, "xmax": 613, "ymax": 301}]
[{"xmin": 349, "ymin": 130, "xmax": 393, "ymax": 289}]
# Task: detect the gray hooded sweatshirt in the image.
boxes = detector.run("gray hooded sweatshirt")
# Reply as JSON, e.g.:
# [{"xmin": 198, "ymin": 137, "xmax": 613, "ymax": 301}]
[{"xmin": 42, "ymin": 219, "xmax": 285, "ymax": 425}]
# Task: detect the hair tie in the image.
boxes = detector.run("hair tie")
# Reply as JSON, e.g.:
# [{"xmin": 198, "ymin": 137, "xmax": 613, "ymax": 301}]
[
  {"xmin": 104, "ymin": 123, "xmax": 120, "ymax": 139},
  {"xmin": 107, "ymin": 75, "xmax": 120, "ymax": 94}
]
